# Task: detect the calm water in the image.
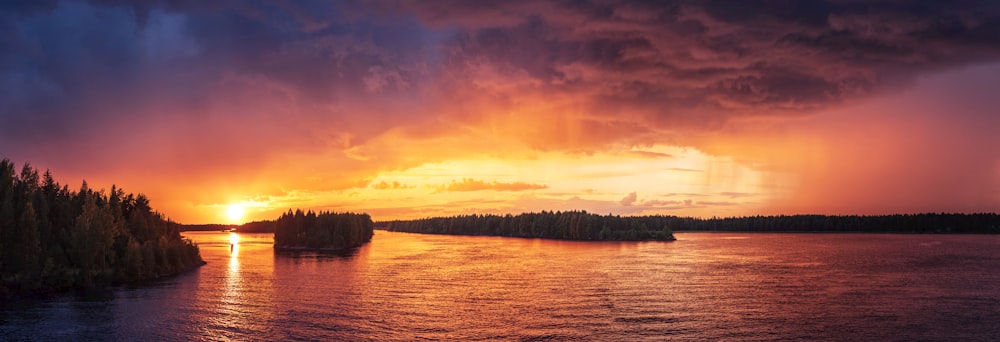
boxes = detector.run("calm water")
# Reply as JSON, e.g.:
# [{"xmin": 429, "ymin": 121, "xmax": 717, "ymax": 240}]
[{"xmin": 3, "ymin": 231, "xmax": 1000, "ymax": 341}]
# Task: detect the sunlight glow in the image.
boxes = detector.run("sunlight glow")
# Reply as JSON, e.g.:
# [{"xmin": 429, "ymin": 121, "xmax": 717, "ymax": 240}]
[
  {"xmin": 226, "ymin": 204, "xmax": 245, "ymax": 222},
  {"xmin": 229, "ymin": 232, "xmax": 240, "ymax": 245}
]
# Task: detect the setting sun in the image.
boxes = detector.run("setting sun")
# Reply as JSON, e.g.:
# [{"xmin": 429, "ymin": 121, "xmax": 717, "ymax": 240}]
[{"xmin": 225, "ymin": 204, "xmax": 245, "ymax": 223}]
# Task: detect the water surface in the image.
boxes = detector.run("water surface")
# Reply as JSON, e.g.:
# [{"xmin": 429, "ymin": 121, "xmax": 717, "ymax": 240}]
[{"xmin": 3, "ymin": 232, "xmax": 1000, "ymax": 340}]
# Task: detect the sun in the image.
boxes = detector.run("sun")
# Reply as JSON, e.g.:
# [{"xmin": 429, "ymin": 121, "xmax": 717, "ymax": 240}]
[{"xmin": 225, "ymin": 203, "xmax": 245, "ymax": 222}]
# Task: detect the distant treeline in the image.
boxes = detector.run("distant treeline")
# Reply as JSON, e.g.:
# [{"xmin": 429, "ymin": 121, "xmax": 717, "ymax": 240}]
[
  {"xmin": 377, "ymin": 211, "xmax": 677, "ymax": 241},
  {"xmin": 273, "ymin": 210, "xmax": 373, "ymax": 250},
  {"xmin": 239, "ymin": 220, "xmax": 277, "ymax": 233},
  {"xmin": 379, "ymin": 212, "xmax": 1000, "ymax": 237},
  {"xmin": 665, "ymin": 213, "xmax": 1000, "ymax": 233},
  {"xmin": 180, "ymin": 220, "xmax": 275, "ymax": 233},
  {"xmin": 0, "ymin": 159, "xmax": 204, "ymax": 298},
  {"xmin": 180, "ymin": 223, "xmax": 237, "ymax": 231}
]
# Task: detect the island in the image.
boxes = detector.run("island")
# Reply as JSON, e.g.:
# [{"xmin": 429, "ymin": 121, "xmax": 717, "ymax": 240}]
[
  {"xmin": 273, "ymin": 210, "xmax": 374, "ymax": 251},
  {"xmin": 0, "ymin": 159, "xmax": 204, "ymax": 299},
  {"xmin": 378, "ymin": 211, "xmax": 677, "ymax": 241}
]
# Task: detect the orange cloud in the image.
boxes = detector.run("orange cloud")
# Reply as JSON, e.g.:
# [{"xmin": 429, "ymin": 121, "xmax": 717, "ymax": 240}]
[
  {"xmin": 619, "ymin": 192, "xmax": 638, "ymax": 206},
  {"xmin": 371, "ymin": 180, "xmax": 413, "ymax": 190},
  {"xmin": 3, "ymin": 1, "xmax": 999, "ymax": 224},
  {"xmin": 436, "ymin": 178, "xmax": 548, "ymax": 192}
]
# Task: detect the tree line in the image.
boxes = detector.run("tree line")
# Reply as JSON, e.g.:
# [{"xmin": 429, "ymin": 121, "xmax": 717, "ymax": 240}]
[
  {"xmin": 0, "ymin": 159, "xmax": 204, "ymax": 298},
  {"xmin": 378, "ymin": 211, "xmax": 1000, "ymax": 238},
  {"xmin": 273, "ymin": 210, "xmax": 373, "ymax": 250},
  {"xmin": 237, "ymin": 220, "xmax": 276, "ymax": 233},
  {"xmin": 377, "ymin": 211, "xmax": 677, "ymax": 241},
  {"xmin": 179, "ymin": 220, "xmax": 275, "ymax": 233},
  {"xmin": 663, "ymin": 213, "xmax": 1000, "ymax": 233}
]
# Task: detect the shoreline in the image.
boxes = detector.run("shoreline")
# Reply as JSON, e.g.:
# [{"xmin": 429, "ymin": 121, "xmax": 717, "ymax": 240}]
[
  {"xmin": 273, "ymin": 245, "xmax": 367, "ymax": 253},
  {"xmin": 670, "ymin": 230, "xmax": 995, "ymax": 234},
  {"xmin": 375, "ymin": 229, "xmax": 677, "ymax": 242},
  {"xmin": 1, "ymin": 260, "xmax": 207, "ymax": 304}
]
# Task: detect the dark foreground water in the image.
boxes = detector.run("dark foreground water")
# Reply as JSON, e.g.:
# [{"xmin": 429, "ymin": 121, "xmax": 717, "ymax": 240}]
[{"xmin": 3, "ymin": 231, "xmax": 1000, "ymax": 341}]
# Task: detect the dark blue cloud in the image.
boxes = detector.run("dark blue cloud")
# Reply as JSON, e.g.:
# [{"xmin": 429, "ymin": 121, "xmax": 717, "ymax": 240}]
[
  {"xmin": 2, "ymin": 1, "xmax": 146, "ymax": 138},
  {"xmin": 397, "ymin": 0, "xmax": 1000, "ymax": 118},
  {"xmin": 3, "ymin": 0, "xmax": 1000, "ymax": 159},
  {"xmin": 0, "ymin": 0, "xmax": 442, "ymax": 147}
]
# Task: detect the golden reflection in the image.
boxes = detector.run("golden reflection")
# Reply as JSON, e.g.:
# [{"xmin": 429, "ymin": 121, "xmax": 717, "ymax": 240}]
[
  {"xmin": 182, "ymin": 231, "xmax": 277, "ymax": 340},
  {"xmin": 229, "ymin": 232, "xmax": 241, "ymax": 246},
  {"xmin": 227, "ymin": 245, "xmax": 240, "ymax": 275},
  {"xmin": 226, "ymin": 233, "xmax": 240, "ymax": 286},
  {"xmin": 223, "ymin": 232, "xmax": 241, "ymax": 324},
  {"xmin": 218, "ymin": 232, "xmax": 245, "ymax": 334}
]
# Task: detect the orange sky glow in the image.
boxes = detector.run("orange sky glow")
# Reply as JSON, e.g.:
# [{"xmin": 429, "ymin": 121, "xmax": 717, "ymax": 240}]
[{"xmin": 3, "ymin": 1, "xmax": 999, "ymax": 223}]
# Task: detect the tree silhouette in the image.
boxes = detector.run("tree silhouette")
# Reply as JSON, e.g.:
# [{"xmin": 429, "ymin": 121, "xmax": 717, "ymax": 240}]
[
  {"xmin": 273, "ymin": 210, "xmax": 373, "ymax": 250},
  {"xmin": 378, "ymin": 211, "xmax": 676, "ymax": 241},
  {"xmin": 0, "ymin": 159, "xmax": 204, "ymax": 298},
  {"xmin": 378, "ymin": 211, "xmax": 1000, "ymax": 239}
]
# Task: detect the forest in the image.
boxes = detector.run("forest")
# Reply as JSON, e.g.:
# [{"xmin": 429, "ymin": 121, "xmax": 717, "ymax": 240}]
[
  {"xmin": 664, "ymin": 213, "xmax": 1000, "ymax": 233},
  {"xmin": 273, "ymin": 210, "xmax": 374, "ymax": 250},
  {"xmin": 377, "ymin": 211, "xmax": 677, "ymax": 241},
  {"xmin": 379, "ymin": 211, "xmax": 1000, "ymax": 238},
  {"xmin": 0, "ymin": 159, "xmax": 204, "ymax": 298},
  {"xmin": 233, "ymin": 220, "xmax": 276, "ymax": 233},
  {"xmin": 180, "ymin": 220, "xmax": 275, "ymax": 233}
]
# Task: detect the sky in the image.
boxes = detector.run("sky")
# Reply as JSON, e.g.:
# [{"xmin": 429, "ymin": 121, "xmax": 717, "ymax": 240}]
[{"xmin": 2, "ymin": 0, "xmax": 1000, "ymax": 224}]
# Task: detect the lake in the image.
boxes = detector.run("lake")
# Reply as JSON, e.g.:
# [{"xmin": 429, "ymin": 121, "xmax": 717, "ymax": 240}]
[{"xmin": 3, "ymin": 231, "xmax": 1000, "ymax": 341}]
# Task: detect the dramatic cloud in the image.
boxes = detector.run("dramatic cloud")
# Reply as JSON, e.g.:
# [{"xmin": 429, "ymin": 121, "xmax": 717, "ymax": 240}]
[
  {"xmin": 396, "ymin": 0, "xmax": 1000, "ymax": 125},
  {"xmin": 760, "ymin": 63, "xmax": 1000, "ymax": 215},
  {"xmin": 1, "ymin": 1, "xmax": 999, "ymax": 222}
]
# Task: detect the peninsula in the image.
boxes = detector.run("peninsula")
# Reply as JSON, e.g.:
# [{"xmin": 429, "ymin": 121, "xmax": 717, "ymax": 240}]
[{"xmin": 0, "ymin": 159, "xmax": 204, "ymax": 299}]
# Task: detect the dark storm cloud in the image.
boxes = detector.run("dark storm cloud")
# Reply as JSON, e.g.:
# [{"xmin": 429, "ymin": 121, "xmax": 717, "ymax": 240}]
[
  {"xmin": 2, "ymin": 2, "xmax": 418, "ymax": 94},
  {"xmin": 395, "ymin": 0, "xmax": 1000, "ymax": 120},
  {"xmin": 4, "ymin": 0, "xmax": 1000, "ymax": 157},
  {"xmin": 0, "ymin": 0, "xmax": 437, "ymax": 157},
  {"xmin": 1, "ymin": 0, "xmax": 152, "ymax": 138}
]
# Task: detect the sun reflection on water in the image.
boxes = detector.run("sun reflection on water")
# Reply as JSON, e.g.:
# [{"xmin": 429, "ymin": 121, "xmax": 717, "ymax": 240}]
[
  {"xmin": 224, "ymin": 234, "xmax": 241, "ymax": 302},
  {"xmin": 214, "ymin": 232, "xmax": 248, "ymax": 337},
  {"xmin": 229, "ymin": 232, "xmax": 241, "ymax": 247}
]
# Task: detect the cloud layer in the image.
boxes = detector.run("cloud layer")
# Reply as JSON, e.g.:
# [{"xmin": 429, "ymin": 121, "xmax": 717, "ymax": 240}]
[
  {"xmin": 2, "ymin": 1, "xmax": 999, "ymax": 222},
  {"xmin": 436, "ymin": 178, "xmax": 548, "ymax": 192}
]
